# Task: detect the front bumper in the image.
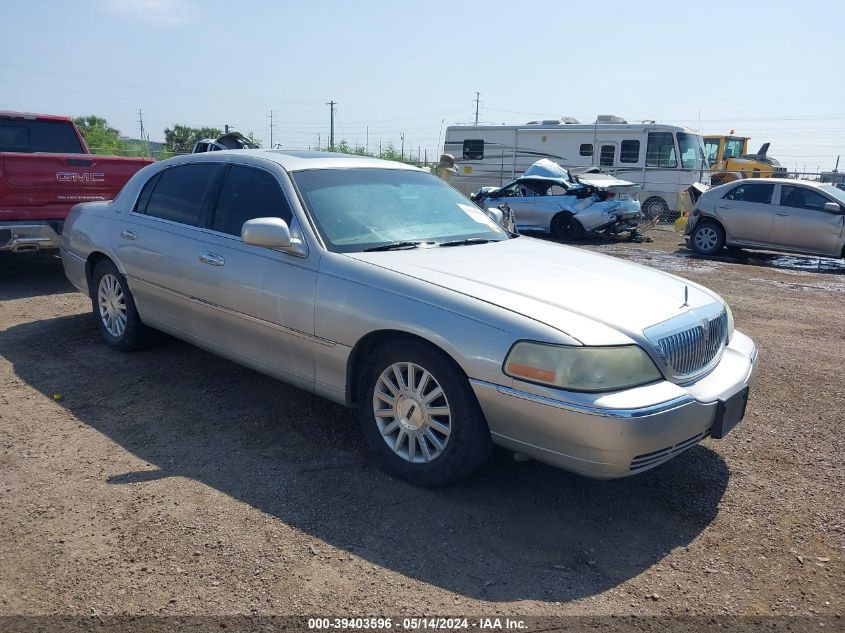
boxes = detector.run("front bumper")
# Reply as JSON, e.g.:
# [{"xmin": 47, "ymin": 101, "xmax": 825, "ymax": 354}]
[
  {"xmin": 0, "ymin": 221, "xmax": 62, "ymax": 253},
  {"xmin": 471, "ymin": 331, "xmax": 758, "ymax": 479}
]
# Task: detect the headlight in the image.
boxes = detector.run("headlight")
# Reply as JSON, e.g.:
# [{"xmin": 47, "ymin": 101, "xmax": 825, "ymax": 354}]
[
  {"xmin": 503, "ymin": 342, "xmax": 663, "ymax": 392},
  {"xmin": 725, "ymin": 304, "xmax": 734, "ymax": 342}
]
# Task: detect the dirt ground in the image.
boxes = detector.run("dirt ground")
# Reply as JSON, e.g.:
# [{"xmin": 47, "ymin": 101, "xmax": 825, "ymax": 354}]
[{"xmin": 0, "ymin": 230, "xmax": 843, "ymax": 623}]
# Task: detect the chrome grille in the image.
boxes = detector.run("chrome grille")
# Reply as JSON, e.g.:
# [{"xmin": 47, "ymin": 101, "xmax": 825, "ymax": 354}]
[{"xmin": 652, "ymin": 311, "xmax": 729, "ymax": 380}]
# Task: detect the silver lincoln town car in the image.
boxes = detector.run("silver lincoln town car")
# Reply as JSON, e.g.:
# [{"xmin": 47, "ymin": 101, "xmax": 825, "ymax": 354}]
[{"xmin": 61, "ymin": 150, "xmax": 758, "ymax": 486}]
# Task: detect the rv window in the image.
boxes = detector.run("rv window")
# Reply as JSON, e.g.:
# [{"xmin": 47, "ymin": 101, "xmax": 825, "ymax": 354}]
[
  {"xmin": 678, "ymin": 133, "xmax": 706, "ymax": 169},
  {"xmin": 620, "ymin": 140, "xmax": 640, "ymax": 163},
  {"xmin": 463, "ymin": 139, "xmax": 484, "ymax": 160},
  {"xmin": 599, "ymin": 145, "xmax": 615, "ymax": 167},
  {"xmin": 579, "ymin": 143, "xmax": 593, "ymax": 157},
  {"xmin": 645, "ymin": 132, "xmax": 677, "ymax": 168}
]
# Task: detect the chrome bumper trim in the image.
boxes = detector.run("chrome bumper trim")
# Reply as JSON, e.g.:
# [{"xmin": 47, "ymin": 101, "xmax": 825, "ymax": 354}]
[
  {"xmin": 0, "ymin": 222, "xmax": 62, "ymax": 252},
  {"xmin": 470, "ymin": 379, "xmax": 695, "ymax": 419}
]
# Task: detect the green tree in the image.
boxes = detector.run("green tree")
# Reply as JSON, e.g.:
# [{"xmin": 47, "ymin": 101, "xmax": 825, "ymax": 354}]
[
  {"xmin": 73, "ymin": 115, "xmax": 135, "ymax": 155},
  {"xmin": 163, "ymin": 124, "xmax": 222, "ymax": 153}
]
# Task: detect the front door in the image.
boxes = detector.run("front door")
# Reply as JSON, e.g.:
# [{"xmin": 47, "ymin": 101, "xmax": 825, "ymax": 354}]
[
  {"xmin": 185, "ymin": 163, "xmax": 319, "ymax": 387},
  {"xmin": 769, "ymin": 185, "xmax": 845, "ymax": 256}
]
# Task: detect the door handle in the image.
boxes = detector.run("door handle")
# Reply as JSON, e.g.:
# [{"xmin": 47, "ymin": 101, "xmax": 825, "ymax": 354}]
[
  {"xmin": 775, "ymin": 212, "xmax": 789, "ymax": 217},
  {"xmin": 717, "ymin": 203, "xmax": 730, "ymax": 208},
  {"xmin": 120, "ymin": 229, "xmax": 138, "ymax": 240},
  {"xmin": 199, "ymin": 252, "xmax": 225, "ymax": 266}
]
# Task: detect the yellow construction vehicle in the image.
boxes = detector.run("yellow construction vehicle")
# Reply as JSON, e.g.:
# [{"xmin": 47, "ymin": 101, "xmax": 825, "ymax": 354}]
[{"xmin": 704, "ymin": 132, "xmax": 787, "ymax": 186}]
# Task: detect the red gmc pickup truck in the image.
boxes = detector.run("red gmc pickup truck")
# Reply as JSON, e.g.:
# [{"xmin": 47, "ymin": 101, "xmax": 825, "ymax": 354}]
[{"xmin": 0, "ymin": 111, "xmax": 154, "ymax": 253}]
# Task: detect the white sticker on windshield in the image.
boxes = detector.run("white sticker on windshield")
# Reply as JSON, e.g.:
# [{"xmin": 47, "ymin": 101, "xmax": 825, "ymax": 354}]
[{"xmin": 458, "ymin": 203, "xmax": 498, "ymax": 228}]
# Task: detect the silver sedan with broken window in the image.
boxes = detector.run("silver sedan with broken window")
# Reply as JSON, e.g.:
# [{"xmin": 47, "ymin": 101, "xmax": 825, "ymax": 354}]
[
  {"xmin": 61, "ymin": 150, "xmax": 757, "ymax": 487},
  {"xmin": 471, "ymin": 159, "xmax": 642, "ymax": 241}
]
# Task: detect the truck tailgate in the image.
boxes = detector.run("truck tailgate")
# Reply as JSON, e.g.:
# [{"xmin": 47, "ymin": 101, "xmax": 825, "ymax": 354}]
[{"xmin": 0, "ymin": 152, "xmax": 153, "ymax": 221}]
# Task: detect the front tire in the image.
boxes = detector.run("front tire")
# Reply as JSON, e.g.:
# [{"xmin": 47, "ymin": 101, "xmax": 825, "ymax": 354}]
[
  {"xmin": 90, "ymin": 260, "xmax": 152, "ymax": 351},
  {"xmin": 689, "ymin": 221, "xmax": 726, "ymax": 255},
  {"xmin": 359, "ymin": 340, "xmax": 492, "ymax": 487}
]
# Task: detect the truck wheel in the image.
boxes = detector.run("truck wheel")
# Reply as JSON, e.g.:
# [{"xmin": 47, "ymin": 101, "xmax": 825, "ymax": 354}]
[
  {"xmin": 552, "ymin": 213, "xmax": 585, "ymax": 242},
  {"xmin": 90, "ymin": 260, "xmax": 152, "ymax": 352},
  {"xmin": 359, "ymin": 340, "xmax": 492, "ymax": 487},
  {"xmin": 689, "ymin": 221, "xmax": 725, "ymax": 255}
]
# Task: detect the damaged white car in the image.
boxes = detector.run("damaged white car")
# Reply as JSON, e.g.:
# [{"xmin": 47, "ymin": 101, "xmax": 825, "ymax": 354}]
[{"xmin": 471, "ymin": 159, "xmax": 642, "ymax": 241}]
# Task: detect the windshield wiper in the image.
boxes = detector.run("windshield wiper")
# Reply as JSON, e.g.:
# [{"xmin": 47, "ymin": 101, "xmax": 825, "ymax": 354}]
[
  {"xmin": 437, "ymin": 238, "xmax": 496, "ymax": 248},
  {"xmin": 363, "ymin": 241, "xmax": 433, "ymax": 252}
]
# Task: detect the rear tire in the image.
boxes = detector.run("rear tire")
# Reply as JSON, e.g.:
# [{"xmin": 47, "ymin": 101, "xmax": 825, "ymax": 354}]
[
  {"xmin": 689, "ymin": 221, "xmax": 726, "ymax": 255},
  {"xmin": 552, "ymin": 213, "xmax": 586, "ymax": 242},
  {"xmin": 90, "ymin": 260, "xmax": 152, "ymax": 352},
  {"xmin": 358, "ymin": 340, "xmax": 492, "ymax": 487}
]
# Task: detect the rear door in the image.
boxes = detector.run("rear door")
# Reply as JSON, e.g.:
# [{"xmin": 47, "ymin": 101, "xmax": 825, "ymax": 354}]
[
  {"xmin": 116, "ymin": 162, "xmax": 224, "ymax": 332},
  {"xmin": 769, "ymin": 185, "xmax": 845, "ymax": 256},
  {"xmin": 715, "ymin": 182, "xmax": 776, "ymax": 244}
]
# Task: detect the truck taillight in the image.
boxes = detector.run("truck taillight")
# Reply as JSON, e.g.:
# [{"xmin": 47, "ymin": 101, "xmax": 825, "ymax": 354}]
[{"xmin": 605, "ymin": 191, "xmax": 616, "ymax": 198}]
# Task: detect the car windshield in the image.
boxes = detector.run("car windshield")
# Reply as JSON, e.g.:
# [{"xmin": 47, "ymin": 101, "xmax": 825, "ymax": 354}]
[
  {"xmin": 677, "ymin": 132, "xmax": 707, "ymax": 170},
  {"xmin": 292, "ymin": 168, "xmax": 510, "ymax": 253},
  {"xmin": 821, "ymin": 184, "xmax": 845, "ymax": 205}
]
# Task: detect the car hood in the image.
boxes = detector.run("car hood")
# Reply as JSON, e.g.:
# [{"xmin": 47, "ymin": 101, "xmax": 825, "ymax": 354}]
[{"xmin": 346, "ymin": 237, "xmax": 722, "ymax": 345}]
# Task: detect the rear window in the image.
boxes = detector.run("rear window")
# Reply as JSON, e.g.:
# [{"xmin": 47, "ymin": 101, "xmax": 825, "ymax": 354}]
[
  {"xmin": 143, "ymin": 164, "xmax": 222, "ymax": 226},
  {"xmin": 0, "ymin": 120, "xmax": 84, "ymax": 153},
  {"xmin": 723, "ymin": 183, "xmax": 774, "ymax": 204}
]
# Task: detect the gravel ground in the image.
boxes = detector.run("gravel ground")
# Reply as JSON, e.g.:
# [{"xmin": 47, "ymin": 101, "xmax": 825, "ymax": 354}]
[{"xmin": 0, "ymin": 231, "xmax": 842, "ymax": 622}]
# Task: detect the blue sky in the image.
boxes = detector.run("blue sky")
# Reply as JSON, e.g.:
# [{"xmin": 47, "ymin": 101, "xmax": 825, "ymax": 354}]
[{"xmin": 2, "ymin": 0, "xmax": 843, "ymax": 171}]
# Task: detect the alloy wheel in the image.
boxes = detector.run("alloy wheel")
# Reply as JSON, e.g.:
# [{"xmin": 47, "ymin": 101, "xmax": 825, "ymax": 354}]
[
  {"xmin": 97, "ymin": 273, "xmax": 127, "ymax": 338},
  {"xmin": 372, "ymin": 362, "xmax": 451, "ymax": 463}
]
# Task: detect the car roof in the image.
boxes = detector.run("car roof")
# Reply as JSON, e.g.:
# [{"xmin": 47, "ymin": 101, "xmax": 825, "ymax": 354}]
[
  {"xmin": 737, "ymin": 177, "xmax": 827, "ymax": 187},
  {"xmin": 172, "ymin": 149, "xmax": 422, "ymax": 173}
]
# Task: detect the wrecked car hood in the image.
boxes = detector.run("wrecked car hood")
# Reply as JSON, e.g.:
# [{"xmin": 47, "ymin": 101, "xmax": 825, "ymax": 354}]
[{"xmin": 346, "ymin": 237, "xmax": 720, "ymax": 344}]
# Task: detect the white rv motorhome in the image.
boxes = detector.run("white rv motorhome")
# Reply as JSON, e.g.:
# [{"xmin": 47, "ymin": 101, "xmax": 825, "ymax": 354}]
[{"xmin": 444, "ymin": 116, "xmax": 709, "ymax": 217}]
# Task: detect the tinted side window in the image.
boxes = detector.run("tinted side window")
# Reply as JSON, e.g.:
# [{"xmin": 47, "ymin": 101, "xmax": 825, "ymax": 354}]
[
  {"xmin": 212, "ymin": 166, "xmax": 293, "ymax": 236},
  {"xmin": 645, "ymin": 132, "xmax": 677, "ymax": 168},
  {"xmin": 144, "ymin": 164, "xmax": 221, "ymax": 226},
  {"xmin": 462, "ymin": 139, "xmax": 484, "ymax": 160},
  {"xmin": 134, "ymin": 172, "xmax": 161, "ymax": 214},
  {"xmin": 620, "ymin": 140, "xmax": 640, "ymax": 163},
  {"xmin": 723, "ymin": 183, "xmax": 774, "ymax": 204},
  {"xmin": 599, "ymin": 145, "xmax": 615, "ymax": 167},
  {"xmin": 781, "ymin": 186, "xmax": 831, "ymax": 211},
  {"xmin": 0, "ymin": 123, "xmax": 30, "ymax": 151},
  {"xmin": 579, "ymin": 143, "xmax": 593, "ymax": 156}
]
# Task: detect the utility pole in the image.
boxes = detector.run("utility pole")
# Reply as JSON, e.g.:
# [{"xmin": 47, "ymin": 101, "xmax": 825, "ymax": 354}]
[
  {"xmin": 401, "ymin": 133, "xmax": 405, "ymax": 159},
  {"xmin": 224, "ymin": 124, "xmax": 229, "ymax": 134},
  {"xmin": 326, "ymin": 101, "xmax": 336, "ymax": 150},
  {"xmin": 366, "ymin": 126, "xmax": 369, "ymax": 155},
  {"xmin": 137, "ymin": 108, "xmax": 148, "ymax": 157},
  {"xmin": 473, "ymin": 92, "xmax": 481, "ymax": 125},
  {"xmin": 269, "ymin": 110, "xmax": 275, "ymax": 148}
]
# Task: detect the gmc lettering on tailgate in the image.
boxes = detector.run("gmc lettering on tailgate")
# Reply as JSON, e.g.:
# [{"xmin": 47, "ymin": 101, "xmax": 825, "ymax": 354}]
[{"xmin": 56, "ymin": 172, "xmax": 105, "ymax": 183}]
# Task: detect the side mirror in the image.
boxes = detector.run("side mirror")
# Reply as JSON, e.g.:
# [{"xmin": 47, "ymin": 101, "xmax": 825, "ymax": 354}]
[
  {"xmin": 484, "ymin": 207, "xmax": 505, "ymax": 226},
  {"xmin": 241, "ymin": 217, "xmax": 292, "ymax": 249},
  {"xmin": 823, "ymin": 201, "xmax": 842, "ymax": 214}
]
